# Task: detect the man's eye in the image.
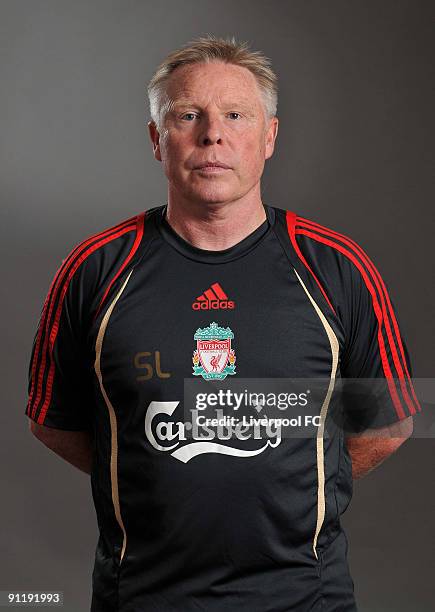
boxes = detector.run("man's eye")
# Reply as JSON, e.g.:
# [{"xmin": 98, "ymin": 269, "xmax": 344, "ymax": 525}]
[
  {"xmin": 181, "ymin": 113, "xmax": 197, "ymax": 121},
  {"xmin": 228, "ymin": 112, "xmax": 241, "ymax": 120}
]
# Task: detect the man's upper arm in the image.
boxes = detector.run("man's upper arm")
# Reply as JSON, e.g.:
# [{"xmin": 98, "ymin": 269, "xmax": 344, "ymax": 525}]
[
  {"xmin": 337, "ymin": 240, "xmax": 421, "ymax": 432},
  {"xmin": 25, "ymin": 245, "xmax": 97, "ymax": 432},
  {"xmin": 25, "ymin": 213, "xmax": 144, "ymax": 433},
  {"xmin": 294, "ymin": 220, "xmax": 421, "ymax": 432}
]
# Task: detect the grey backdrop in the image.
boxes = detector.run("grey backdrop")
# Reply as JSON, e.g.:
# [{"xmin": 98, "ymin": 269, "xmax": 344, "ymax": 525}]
[{"xmin": 1, "ymin": 1, "xmax": 434, "ymax": 611}]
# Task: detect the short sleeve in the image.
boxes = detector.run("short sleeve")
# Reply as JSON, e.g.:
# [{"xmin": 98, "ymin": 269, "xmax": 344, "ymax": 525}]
[
  {"xmin": 25, "ymin": 255, "xmax": 95, "ymax": 431},
  {"xmin": 339, "ymin": 254, "xmax": 421, "ymax": 431}
]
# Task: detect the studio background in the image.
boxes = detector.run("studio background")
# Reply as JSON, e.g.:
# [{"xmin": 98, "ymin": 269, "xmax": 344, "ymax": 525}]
[{"xmin": 1, "ymin": 1, "xmax": 434, "ymax": 610}]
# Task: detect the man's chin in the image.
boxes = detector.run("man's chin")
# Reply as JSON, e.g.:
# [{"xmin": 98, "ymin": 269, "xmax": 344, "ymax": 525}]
[{"xmin": 186, "ymin": 188, "xmax": 238, "ymax": 206}]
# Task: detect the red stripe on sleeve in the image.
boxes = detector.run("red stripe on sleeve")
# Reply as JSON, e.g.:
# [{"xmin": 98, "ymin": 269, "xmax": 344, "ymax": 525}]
[
  {"xmin": 286, "ymin": 211, "xmax": 336, "ymax": 315},
  {"xmin": 27, "ymin": 217, "xmax": 137, "ymax": 415},
  {"xmin": 295, "ymin": 227, "xmax": 414, "ymax": 419},
  {"xmin": 29, "ymin": 222, "xmax": 137, "ymax": 423},
  {"xmin": 92, "ymin": 212, "xmax": 146, "ymax": 323},
  {"xmin": 297, "ymin": 217, "xmax": 420, "ymax": 414}
]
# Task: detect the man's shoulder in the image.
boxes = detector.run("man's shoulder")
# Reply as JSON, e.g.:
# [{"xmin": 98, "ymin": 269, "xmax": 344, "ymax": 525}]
[
  {"xmin": 275, "ymin": 207, "xmax": 357, "ymax": 249},
  {"xmin": 277, "ymin": 207, "xmax": 373, "ymax": 276},
  {"xmin": 52, "ymin": 206, "xmax": 164, "ymax": 322},
  {"xmin": 272, "ymin": 206, "xmax": 380, "ymax": 314},
  {"xmin": 62, "ymin": 211, "xmax": 138, "ymax": 268},
  {"xmin": 61, "ymin": 205, "xmax": 164, "ymax": 273}
]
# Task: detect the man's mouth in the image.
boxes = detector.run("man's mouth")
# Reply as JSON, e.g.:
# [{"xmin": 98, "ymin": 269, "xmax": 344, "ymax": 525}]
[{"xmin": 194, "ymin": 161, "xmax": 232, "ymax": 173}]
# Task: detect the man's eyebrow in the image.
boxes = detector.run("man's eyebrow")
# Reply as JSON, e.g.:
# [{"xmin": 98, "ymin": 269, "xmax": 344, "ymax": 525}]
[
  {"xmin": 170, "ymin": 100, "xmax": 255, "ymax": 110},
  {"xmin": 169, "ymin": 100, "xmax": 196, "ymax": 109}
]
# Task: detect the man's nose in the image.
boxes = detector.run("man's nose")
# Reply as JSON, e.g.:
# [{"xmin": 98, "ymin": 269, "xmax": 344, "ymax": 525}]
[{"xmin": 198, "ymin": 115, "xmax": 223, "ymax": 146}]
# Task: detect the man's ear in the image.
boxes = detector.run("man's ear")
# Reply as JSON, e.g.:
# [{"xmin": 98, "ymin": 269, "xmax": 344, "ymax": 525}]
[
  {"xmin": 148, "ymin": 120, "xmax": 162, "ymax": 162},
  {"xmin": 265, "ymin": 116, "xmax": 279, "ymax": 160}
]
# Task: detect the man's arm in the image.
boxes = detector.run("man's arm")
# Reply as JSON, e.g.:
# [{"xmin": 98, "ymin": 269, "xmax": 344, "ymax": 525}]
[
  {"xmin": 28, "ymin": 420, "xmax": 93, "ymax": 475},
  {"xmin": 345, "ymin": 415, "xmax": 413, "ymax": 480}
]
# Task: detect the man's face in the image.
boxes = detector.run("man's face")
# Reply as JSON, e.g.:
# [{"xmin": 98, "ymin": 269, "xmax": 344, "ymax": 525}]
[{"xmin": 148, "ymin": 61, "xmax": 278, "ymax": 206}]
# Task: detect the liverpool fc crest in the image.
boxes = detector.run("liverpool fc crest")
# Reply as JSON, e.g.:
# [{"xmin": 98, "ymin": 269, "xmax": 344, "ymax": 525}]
[{"xmin": 192, "ymin": 322, "xmax": 236, "ymax": 380}]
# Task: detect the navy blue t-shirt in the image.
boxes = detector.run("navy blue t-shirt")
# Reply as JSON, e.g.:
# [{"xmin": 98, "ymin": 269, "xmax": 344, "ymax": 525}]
[{"xmin": 26, "ymin": 204, "xmax": 420, "ymax": 611}]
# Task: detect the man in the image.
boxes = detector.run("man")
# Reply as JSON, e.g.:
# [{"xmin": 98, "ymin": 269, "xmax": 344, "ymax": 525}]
[{"xmin": 26, "ymin": 36, "xmax": 420, "ymax": 611}]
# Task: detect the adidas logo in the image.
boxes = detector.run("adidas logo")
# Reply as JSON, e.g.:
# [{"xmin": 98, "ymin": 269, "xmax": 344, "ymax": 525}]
[{"xmin": 192, "ymin": 282, "xmax": 235, "ymax": 310}]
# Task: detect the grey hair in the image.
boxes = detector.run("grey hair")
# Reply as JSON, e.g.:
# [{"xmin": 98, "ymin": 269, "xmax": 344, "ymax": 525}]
[{"xmin": 147, "ymin": 35, "xmax": 278, "ymax": 130}]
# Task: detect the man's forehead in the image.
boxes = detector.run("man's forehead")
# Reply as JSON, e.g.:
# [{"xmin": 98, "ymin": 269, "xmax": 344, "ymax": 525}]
[
  {"xmin": 165, "ymin": 62, "xmax": 261, "ymax": 105},
  {"xmin": 170, "ymin": 60, "xmax": 255, "ymax": 82}
]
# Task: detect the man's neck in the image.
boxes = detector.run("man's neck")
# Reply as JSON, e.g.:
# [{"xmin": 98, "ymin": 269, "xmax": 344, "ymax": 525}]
[{"xmin": 164, "ymin": 191, "xmax": 267, "ymax": 251}]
